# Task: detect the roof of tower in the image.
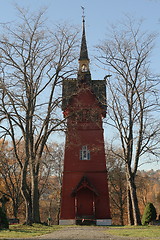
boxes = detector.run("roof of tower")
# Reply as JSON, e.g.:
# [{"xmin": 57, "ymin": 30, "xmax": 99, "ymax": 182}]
[
  {"xmin": 62, "ymin": 78, "xmax": 107, "ymax": 116},
  {"xmin": 79, "ymin": 19, "xmax": 89, "ymax": 61}
]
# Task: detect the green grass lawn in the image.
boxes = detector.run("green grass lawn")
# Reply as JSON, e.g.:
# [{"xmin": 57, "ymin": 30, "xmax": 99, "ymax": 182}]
[
  {"xmin": 0, "ymin": 223, "xmax": 62, "ymax": 239},
  {"xmin": 1, "ymin": 224, "xmax": 160, "ymax": 239},
  {"xmin": 106, "ymin": 225, "xmax": 160, "ymax": 238}
]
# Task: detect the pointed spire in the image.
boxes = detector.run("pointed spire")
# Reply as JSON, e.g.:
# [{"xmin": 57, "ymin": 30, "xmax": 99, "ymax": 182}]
[
  {"xmin": 77, "ymin": 9, "xmax": 91, "ymax": 84},
  {"xmin": 79, "ymin": 13, "xmax": 89, "ymax": 60}
]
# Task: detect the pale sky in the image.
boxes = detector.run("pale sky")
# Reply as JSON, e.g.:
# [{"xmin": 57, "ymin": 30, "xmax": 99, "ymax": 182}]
[
  {"xmin": 0, "ymin": 0, "xmax": 160, "ymax": 79},
  {"xmin": 0, "ymin": 0, "xmax": 160, "ymax": 170}
]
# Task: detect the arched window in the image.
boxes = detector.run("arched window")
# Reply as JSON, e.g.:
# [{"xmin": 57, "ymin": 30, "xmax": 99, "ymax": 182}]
[
  {"xmin": 80, "ymin": 146, "xmax": 90, "ymax": 160},
  {"xmin": 81, "ymin": 64, "xmax": 88, "ymax": 72}
]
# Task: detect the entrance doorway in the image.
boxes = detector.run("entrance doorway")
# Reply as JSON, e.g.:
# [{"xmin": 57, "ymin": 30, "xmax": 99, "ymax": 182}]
[
  {"xmin": 76, "ymin": 188, "xmax": 96, "ymax": 225},
  {"xmin": 77, "ymin": 188, "xmax": 94, "ymax": 216}
]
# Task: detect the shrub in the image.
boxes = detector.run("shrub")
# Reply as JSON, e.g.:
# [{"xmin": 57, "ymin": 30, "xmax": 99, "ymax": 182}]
[
  {"xmin": 0, "ymin": 207, "xmax": 9, "ymax": 229},
  {"xmin": 142, "ymin": 202, "xmax": 157, "ymax": 225}
]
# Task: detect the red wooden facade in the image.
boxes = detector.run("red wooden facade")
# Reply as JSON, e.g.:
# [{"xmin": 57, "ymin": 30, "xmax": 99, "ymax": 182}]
[{"xmin": 59, "ymin": 19, "xmax": 111, "ymax": 226}]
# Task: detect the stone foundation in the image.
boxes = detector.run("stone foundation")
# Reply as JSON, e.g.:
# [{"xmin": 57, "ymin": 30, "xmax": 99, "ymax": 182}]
[
  {"xmin": 96, "ymin": 219, "xmax": 112, "ymax": 226},
  {"xmin": 59, "ymin": 219, "xmax": 76, "ymax": 225},
  {"xmin": 59, "ymin": 218, "xmax": 112, "ymax": 226}
]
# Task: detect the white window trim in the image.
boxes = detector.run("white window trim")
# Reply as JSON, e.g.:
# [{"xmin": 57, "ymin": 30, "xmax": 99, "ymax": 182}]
[{"xmin": 80, "ymin": 146, "xmax": 90, "ymax": 160}]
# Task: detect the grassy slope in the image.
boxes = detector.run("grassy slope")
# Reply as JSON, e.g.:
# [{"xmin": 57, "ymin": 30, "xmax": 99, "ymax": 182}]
[
  {"xmin": 0, "ymin": 224, "xmax": 62, "ymax": 239},
  {"xmin": 1, "ymin": 224, "xmax": 160, "ymax": 239},
  {"xmin": 106, "ymin": 225, "xmax": 160, "ymax": 238}
]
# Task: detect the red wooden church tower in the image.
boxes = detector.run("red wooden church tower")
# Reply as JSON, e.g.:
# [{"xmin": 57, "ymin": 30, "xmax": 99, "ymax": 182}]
[{"xmin": 59, "ymin": 18, "xmax": 111, "ymax": 226}]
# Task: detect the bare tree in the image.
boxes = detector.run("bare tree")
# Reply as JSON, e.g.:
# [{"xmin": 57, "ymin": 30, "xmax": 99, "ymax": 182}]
[
  {"xmin": 38, "ymin": 143, "xmax": 64, "ymax": 200},
  {"xmin": 39, "ymin": 143, "xmax": 64, "ymax": 224},
  {"xmin": 96, "ymin": 17, "xmax": 160, "ymax": 225},
  {"xmin": 106, "ymin": 146, "xmax": 127, "ymax": 225},
  {"xmin": 0, "ymin": 7, "xmax": 79, "ymax": 224},
  {"xmin": 0, "ymin": 140, "xmax": 23, "ymax": 219}
]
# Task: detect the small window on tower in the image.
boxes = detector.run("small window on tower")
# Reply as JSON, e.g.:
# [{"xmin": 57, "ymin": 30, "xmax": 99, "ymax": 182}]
[
  {"xmin": 81, "ymin": 64, "xmax": 87, "ymax": 72},
  {"xmin": 80, "ymin": 146, "xmax": 90, "ymax": 160}
]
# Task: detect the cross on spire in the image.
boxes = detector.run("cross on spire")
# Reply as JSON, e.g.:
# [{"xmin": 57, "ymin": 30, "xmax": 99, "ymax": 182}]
[
  {"xmin": 81, "ymin": 6, "xmax": 85, "ymax": 21},
  {"xmin": 79, "ymin": 7, "xmax": 89, "ymax": 61},
  {"xmin": 78, "ymin": 8, "xmax": 91, "ymax": 84}
]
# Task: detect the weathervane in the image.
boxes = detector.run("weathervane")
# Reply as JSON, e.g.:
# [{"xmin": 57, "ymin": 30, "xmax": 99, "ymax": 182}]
[{"xmin": 81, "ymin": 6, "xmax": 85, "ymax": 21}]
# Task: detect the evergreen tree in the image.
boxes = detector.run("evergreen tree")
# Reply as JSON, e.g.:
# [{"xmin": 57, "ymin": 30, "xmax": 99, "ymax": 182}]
[
  {"xmin": 142, "ymin": 202, "xmax": 157, "ymax": 225},
  {"xmin": 0, "ymin": 207, "xmax": 9, "ymax": 229}
]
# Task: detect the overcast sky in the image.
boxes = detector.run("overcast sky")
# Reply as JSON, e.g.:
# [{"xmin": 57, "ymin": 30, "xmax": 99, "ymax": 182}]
[{"xmin": 1, "ymin": 0, "xmax": 160, "ymax": 170}]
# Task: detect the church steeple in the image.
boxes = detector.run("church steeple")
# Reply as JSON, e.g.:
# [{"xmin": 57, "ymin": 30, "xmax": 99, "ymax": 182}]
[
  {"xmin": 79, "ymin": 18, "xmax": 89, "ymax": 61},
  {"xmin": 78, "ymin": 14, "xmax": 91, "ymax": 84},
  {"xmin": 60, "ymin": 10, "xmax": 111, "ymax": 226}
]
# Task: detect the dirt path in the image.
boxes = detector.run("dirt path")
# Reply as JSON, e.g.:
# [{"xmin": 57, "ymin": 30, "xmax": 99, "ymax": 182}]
[
  {"xmin": 36, "ymin": 226, "xmax": 109, "ymax": 239},
  {"xmin": 35, "ymin": 226, "xmax": 146, "ymax": 240}
]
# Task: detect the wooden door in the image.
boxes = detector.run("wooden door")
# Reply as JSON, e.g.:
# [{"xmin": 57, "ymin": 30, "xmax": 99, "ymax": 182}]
[{"xmin": 77, "ymin": 188, "xmax": 94, "ymax": 216}]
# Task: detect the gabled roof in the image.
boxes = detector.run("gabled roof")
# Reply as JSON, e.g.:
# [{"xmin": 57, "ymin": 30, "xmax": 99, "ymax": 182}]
[
  {"xmin": 71, "ymin": 176, "xmax": 99, "ymax": 196},
  {"xmin": 62, "ymin": 78, "xmax": 107, "ymax": 115}
]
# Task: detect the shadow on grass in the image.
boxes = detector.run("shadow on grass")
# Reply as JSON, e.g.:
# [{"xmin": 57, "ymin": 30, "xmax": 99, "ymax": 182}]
[{"xmin": 0, "ymin": 224, "xmax": 62, "ymax": 238}]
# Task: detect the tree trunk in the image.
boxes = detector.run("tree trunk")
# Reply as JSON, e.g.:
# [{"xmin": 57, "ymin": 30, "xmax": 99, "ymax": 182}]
[
  {"xmin": 31, "ymin": 173, "xmax": 41, "ymax": 223},
  {"xmin": 127, "ymin": 186, "xmax": 134, "ymax": 225},
  {"xmin": 119, "ymin": 182, "xmax": 125, "ymax": 226},
  {"xmin": 21, "ymin": 184, "xmax": 33, "ymax": 225},
  {"xmin": 120, "ymin": 207, "xmax": 124, "ymax": 226},
  {"xmin": 24, "ymin": 198, "xmax": 33, "ymax": 225},
  {"xmin": 12, "ymin": 200, "xmax": 18, "ymax": 219},
  {"xmin": 21, "ymin": 163, "xmax": 33, "ymax": 225},
  {"xmin": 128, "ymin": 178, "xmax": 141, "ymax": 225}
]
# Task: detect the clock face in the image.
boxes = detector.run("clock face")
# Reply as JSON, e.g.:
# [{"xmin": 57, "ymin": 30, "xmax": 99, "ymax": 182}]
[{"xmin": 81, "ymin": 64, "xmax": 88, "ymax": 72}]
